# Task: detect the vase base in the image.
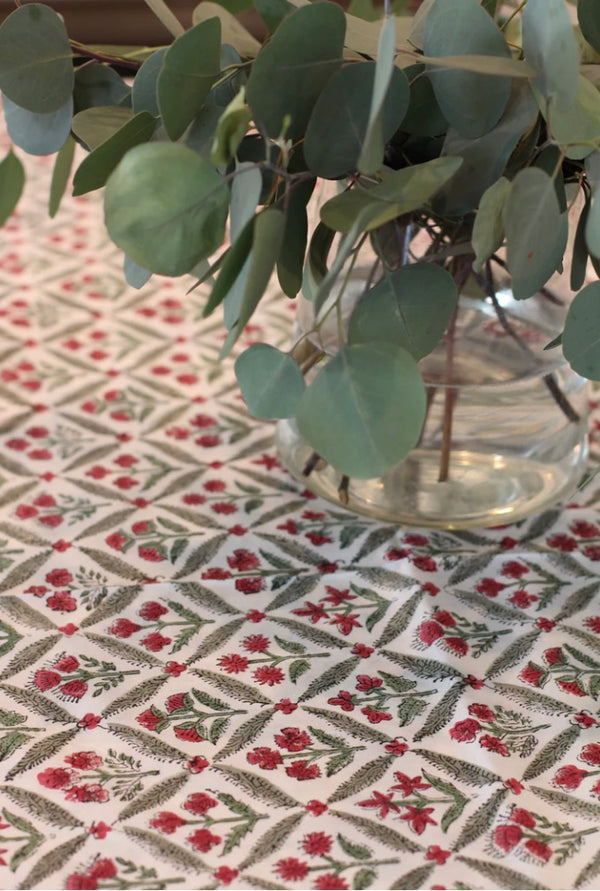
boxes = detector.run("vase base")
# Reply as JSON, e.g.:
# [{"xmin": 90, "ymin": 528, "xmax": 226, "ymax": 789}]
[{"xmin": 276, "ymin": 423, "xmax": 587, "ymax": 529}]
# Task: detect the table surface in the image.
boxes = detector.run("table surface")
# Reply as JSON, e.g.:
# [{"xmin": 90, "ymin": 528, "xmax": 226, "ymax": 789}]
[{"xmin": 2, "ymin": 142, "xmax": 600, "ymax": 891}]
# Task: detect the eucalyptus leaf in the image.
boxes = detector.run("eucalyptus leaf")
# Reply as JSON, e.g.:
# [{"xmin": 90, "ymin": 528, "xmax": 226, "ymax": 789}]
[
  {"xmin": 0, "ymin": 149, "xmax": 25, "ymax": 227},
  {"xmin": 522, "ymin": 0, "xmax": 579, "ymax": 111},
  {"xmin": 132, "ymin": 48, "xmax": 167, "ymax": 116},
  {"xmin": 254, "ymin": 0, "xmax": 292, "ymax": 33},
  {"xmin": 105, "ymin": 142, "xmax": 229, "ymax": 276},
  {"xmin": 73, "ymin": 111, "xmax": 157, "ymax": 196},
  {"xmin": 211, "ymin": 88, "xmax": 252, "ymax": 166},
  {"xmin": 223, "ymin": 163, "xmax": 263, "ymax": 325},
  {"xmin": 296, "ymin": 342, "xmax": 426, "ymax": 478},
  {"xmin": 203, "ymin": 217, "xmax": 255, "ymax": 319},
  {"xmin": 193, "ymin": 1, "xmax": 262, "ymax": 57},
  {"xmin": 3, "ymin": 94, "xmax": 72, "ymax": 156},
  {"xmin": 246, "ymin": 2, "xmax": 346, "ymax": 139},
  {"xmin": 472, "ymin": 177, "xmax": 510, "ymax": 272},
  {"xmin": 235, "ymin": 344, "xmax": 305, "ymax": 418},
  {"xmin": 548, "ymin": 74, "xmax": 600, "ymax": 160},
  {"xmin": 124, "ymin": 256, "xmax": 152, "ymax": 290},
  {"xmin": 358, "ymin": 15, "xmax": 399, "ymax": 174},
  {"xmin": 579, "ymin": 0, "xmax": 600, "ymax": 56},
  {"xmin": 158, "ymin": 17, "xmax": 222, "ymax": 140},
  {"xmin": 586, "ymin": 150, "xmax": 600, "ymax": 258},
  {"xmin": 320, "ymin": 156, "xmax": 462, "ymax": 233},
  {"xmin": 277, "ymin": 178, "xmax": 315, "ymax": 298},
  {"xmin": 504, "ymin": 167, "xmax": 567, "ymax": 299},
  {"xmin": 572, "ymin": 196, "xmax": 591, "ymax": 290},
  {"xmin": 0, "ymin": 4, "xmax": 74, "ymax": 113},
  {"xmin": 533, "ymin": 145, "xmax": 567, "ymax": 212},
  {"xmin": 400, "ymin": 64, "xmax": 447, "ymax": 137},
  {"xmin": 72, "ymin": 106, "xmax": 134, "ymax": 151},
  {"xmin": 305, "ymin": 61, "xmax": 409, "ymax": 179},
  {"xmin": 348, "ymin": 263, "xmax": 457, "ymax": 358},
  {"xmin": 185, "ymin": 106, "xmax": 223, "ymax": 159},
  {"xmin": 208, "ymin": 44, "xmax": 248, "ymax": 108},
  {"xmin": 423, "ymin": 0, "xmax": 511, "ymax": 137},
  {"xmin": 563, "ymin": 281, "xmax": 600, "ymax": 379},
  {"xmin": 74, "ymin": 63, "xmax": 131, "ymax": 113},
  {"xmin": 49, "ymin": 136, "xmax": 76, "ymax": 218}
]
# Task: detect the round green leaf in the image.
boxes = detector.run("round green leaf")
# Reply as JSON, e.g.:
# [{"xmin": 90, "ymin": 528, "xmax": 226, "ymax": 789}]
[
  {"xmin": 304, "ymin": 61, "xmax": 409, "ymax": 179},
  {"xmin": 124, "ymin": 255, "xmax": 152, "ymax": 290},
  {"xmin": 72, "ymin": 106, "xmax": 133, "ymax": 151},
  {"xmin": 3, "ymin": 95, "xmax": 72, "ymax": 156},
  {"xmin": 348, "ymin": 264, "xmax": 457, "ymax": 359},
  {"xmin": 104, "ymin": 142, "xmax": 229, "ymax": 276},
  {"xmin": 132, "ymin": 48, "xmax": 167, "ymax": 116},
  {"xmin": 504, "ymin": 167, "xmax": 567, "ymax": 299},
  {"xmin": 548, "ymin": 75, "xmax": 600, "ymax": 161},
  {"xmin": 400, "ymin": 64, "xmax": 447, "ymax": 138},
  {"xmin": 73, "ymin": 111, "xmax": 156, "ymax": 196},
  {"xmin": 296, "ymin": 343, "xmax": 426, "ymax": 478},
  {"xmin": 0, "ymin": 149, "xmax": 25, "ymax": 227},
  {"xmin": 74, "ymin": 64, "xmax": 131, "ymax": 114},
  {"xmin": 423, "ymin": 0, "xmax": 511, "ymax": 138},
  {"xmin": 235, "ymin": 344, "xmax": 305, "ymax": 418},
  {"xmin": 246, "ymin": 2, "xmax": 346, "ymax": 140},
  {"xmin": 158, "ymin": 18, "xmax": 222, "ymax": 140},
  {"xmin": 0, "ymin": 4, "xmax": 74, "ymax": 113},
  {"xmin": 586, "ymin": 151, "xmax": 600, "ymax": 259},
  {"xmin": 522, "ymin": 0, "xmax": 579, "ymax": 112},
  {"xmin": 563, "ymin": 281, "xmax": 600, "ymax": 379},
  {"xmin": 579, "ymin": 0, "xmax": 600, "ymax": 56},
  {"xmin": 472, "ymin": 176, "xmax": 510, "ymax": 273}
]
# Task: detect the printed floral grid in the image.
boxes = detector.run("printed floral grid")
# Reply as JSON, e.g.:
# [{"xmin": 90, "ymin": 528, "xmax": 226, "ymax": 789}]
[{"xmin": 2, "ymin": 135, "xmax": 600, "ymax": 891}]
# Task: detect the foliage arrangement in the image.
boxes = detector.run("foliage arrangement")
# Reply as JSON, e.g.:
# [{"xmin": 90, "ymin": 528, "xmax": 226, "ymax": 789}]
[{"xmin": 1, "ymin": 0, "xmax": 600, "ymax": 481}]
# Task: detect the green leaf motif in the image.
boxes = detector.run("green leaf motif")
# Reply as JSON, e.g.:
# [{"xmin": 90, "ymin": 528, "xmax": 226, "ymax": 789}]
[
  {"xmin": 238, "ymin": 812, "xmax": 305, "ymax": 870},
  {"xmin": 124, "ymin": 827, "xmax": 208, "ymax": 872},
  {"xmin": 158, "ymin": 17, "xmax": 222, "ymax": 140},
  {"xmin": 333, "ymin": 810, "xmax": 422, "ymax": 853},
  {"xmin": 118, "ymin": 772, "xmax": 189, "ymax": 821},
  {"xmin": 413, "ymin": 680, "xmax": 463, "ymax": 741},
  {"xmin": 423, "ymin": 0, "xmax": 511, "ymax": 138},
  {"xmin": 246, "ymin": 2, "xmax": 346, "ymax": 139},
  {"xmin": 105, "ymin": 142, "xmax": 229, "ymax": 276},
  {"xmin": 0, "ymin": 785, "xmax": 83, "ymax": 829},
  {"xmin": 0, "ymin": 3, "xmax": 74, "ymax": 112},
  {"xmin": 329, "ymin": 754, "xmax": 395, "ymax": 804},
  {"xmin": 453, "ymin": 788, "xmax": 508, "ymax": 852},
  {"xmin": 72, "ymin": 111, "xmax": 157, "ymax": 196},
  {"xmin": 297, "ymin": 343, "xmax": 426, "ymax": 478},
  {"xmin": 0, "ymin": 149, "xmax": 25, "ymax": 227},
  {"xmin": 348, "ymin": 263, "xmax": 457, "ymax": 359},
  {"xmin": 212, "ymin": 765, "xmax": 299, "ymax": 807},
  {"xmin": 235, "ymin": 344, "xmax": 305, "ymax": 419}
]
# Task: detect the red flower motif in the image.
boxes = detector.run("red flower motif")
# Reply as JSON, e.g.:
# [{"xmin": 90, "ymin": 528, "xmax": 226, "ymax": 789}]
[
  {"xmin": 305, "ymin": 531, "xmax": 332, "ymax": 546},
  {"xmin": 504, "ymin": 778, "xmax": 524, "ymax": 794},
  {"xmin": 361, "ymin": 706, "xmax": 392, "ymax": 724},
  {"xmin": 140, "ymin": 632, "xmax": 171, "ymax": 651},
  {"xmin": 584, "ymin": 617, "xmax": 600, "ymax": 634},
  {"xmin": 285, "ymin": 760, "xmax": 320, "ymax": 780},
  {"xmin": 510, "ymin": 807, "xmax": 536, "ymax": 828},
  {"xmin": 445, "ymin": 636, "xmax": 468, "ymax": 655},
  {"xmin": 187, "ymin": 828, "xmax": 222, "ymax": 852},
  {"xmin": 426, "ymin": 845, "xmax": 451, "ymax": 864},
  {"xmin": 227, "ymin": 549, "xmax": 259, "ymax": 571},
  {"xmin": 65, "ymin": 752, "xmax": 103, "ymax": 770},
  {"xmin": 16, "ymin": 504, "xmax": 38, "ymax": 519},
  {"xmin": 464, "ymin": 674, "xmax": 484, "ymax": 689},
  {"xmin": 305, "ymin": 800, "xmax": 328, "ymax": 816},
  {"xmin": 449, "ymin": 719, "xmax": 481, "ymax": 742},
  {"xmin": 412, "ymin": 555, "xmax": 436, "ymax": 572},
  {"xmin": 358, "ymin": 789, "xmax": 398, "ymax": 819},
  {"xmin": 501, "ymin": 561, "xmax": 529, "ymax": 578},
  {"xmin": 40, "ymin": 514, "xmax": 63, "ymax": 527},
  {"xmin": 302, "ymin": 831, "xmax": 333, "ymax": 856},
  {"xmin": 536, "ymin": 617, "xmax": 557, "ymax": 632},
  {"xmin": 138, "ymin": 600, "xmax": 168, "ymax": 620},
  {"xmin": 327, "ymin": 691, "xmax": 354, "ymax": 711},
  {"xmin": 329, "ymin": 613, "xmax": 361, "ymax": 635},
  {"xmin": 494, "ymin": 823, "xmax": 523, "ymax": 851},
  {"xmin": 59, "ymin": 624, "xmax": 78, "ymax": 635},
  {"xmin": 60, "ymin": 679, "xmax": 88, "ymax": 699},
  {"xmin": 174, "ymin": 726, "xmax": 204, "ymax": 742},
  {"xmin": 89, "ymin": 822, "xmax": 111, "ymax": 839},
  {"xmin": 475, "ymin": 578, "xmax": 506, "ymax": 597},
  {"xmin": 386, "ymin": 547, "xmax": 410, "ymax": 560},
  {"xmin": 242, "ymin": 634, "xmax": 270, "ymax": 653},
  {"xmin": 509, "ymin": 590, "xmax": 538, "ymax": 608},
  {"xmin": 54, "ymin": 655, "xmax": 79, "ymax": 672},
  {"xmin": 47, "ymin": 591, "xmax": 77, "ymax": 612},
  {"xmin": 352, "ymin": 643, "xmax": 374, "ymax": 657},
  {"xmin": 211, "ymin": 500, "xmax": 235, "ymax": 513},
  {"xmin": 253, "ymin": 665, "xmax": 284, "ymax": 685},
  {"xmin": 246, "ymin": 609, "xmax": 266, "ymax": 622},
  {"xmin": 543, "ymin": 646, "xmax": 565, "ymax": 666},
  {"xmin": 422, "ymin": 582, "xmax": 440, "ymax": 596},
  {"xmin": 293, "ymin": 601, "xmax": 327, "ymax": 623},
  {"xmin": 468, "ymin": 703, "xmax": 496, "ymax": 721},
  {"xmin": 400, "ymin": 805, "xmax": 437, "ymax": 834},
  {"xmin": 235, "ymin": 577, "xmax": 264, "ymax": 594},
  {"xmin": 554, "ymin": 765, "xmax": 588, "ymax": 789},
  {"xmin": 356, "ymin": 674, "xmax": 383, "ymax": 692},
  {"xmin": 274, "ymin": 727, "xmax": 312, "ymax": 752},
  {"xmin": 46, "ymin": 568, "xmax": 73, "ymax": 587},
  {"xmin": 78, "ymin": 714, "xmax": 101, "ymax": 730},
  {"xmin": 218, "ymin": 654, "xmax": 249, "ymax": 674},
  {"xmin": 38, "ymin": 766, "xmax": 76, "ymax": 789},
  {"xmin": 479, "ymin": 734, "xmax": 509, "ymax": 756},
  {"xmin": 275, "ymin": 698, "xmax": 298, "ymax": 714},
  {"xmin": 138, "ymin": 547, "xmax": 164, "ymax": 562},
  {"xmin": 584, "ymin": 545, "xmax": 600, "ymax": 561},
  {"xmin": 547, "ymin": 534, "xmax": 578, "ymax": 552},
  {"xmin": 202, "ymin": 567, "xmax": 232, "ymax": 580},
  {"xmin": 65, "ymin": 783, "xmax": 109, "ymax": 802},
  {"xmin": 89, "ymin": 859, "xmax": 118, "ymax": 880},
  {"xmin": 186, "ymin": 756, "xmax": 209, "ymax": 773},
  {"xmin": 500, "ymin": 536, "xmax": 518, "ymax": 549},
  {"xmin": 66, "ymin": 874, "xmax": 97, "ymax": 889},
  {"xmin": 106, "ymin": 532, "xmax": 129, "ymax": 551},
  {"xmin": 385, "ymin": 739, "xmax": 409, "ymax": 755},
  {"xmin": 247, "ymin": 747, "xmax": 283, "ymax": 770},
  {"xmin": 570, "ymin": 520, "xmax": 599, "ymax": 539},
  {"xmin": 418, "ymin": 620, "xmax": 444, "ymax": 645},
  {"xmin": 573, "ymin": 711, "xmax": 598, "ymax": 728},
  {"xmin": 214, "ymin": 866, "xmax": 238, "ymax": 885},
  {"xmin": 184, "ymin": 792, "xmax": 218, "ymax": 815},
  {"xmin": 274, "ymin": 857, "xmax": 309, "ymax": 881},
  {"xmin": 525, "ymin": 838, "xmax": 552, "ymax": 862},
  {"xmin": 432, "ymin": 610, "xmax": 455, "ymax": 627},
  {"xmin": 519, "ymin": 663, "xmax": 545, "ymax": 687},
  {"xmin": 166, "ymin": 693, "xmax": 187, "ymax": 713},
  {"xmin": 137, "ymin": 708, "xmax": 161, "ymax": 732},
  {"xmin": 392, "ymin": 771, "xmax": 431, "ymax": 797},
  {"xmin": 557, "ymin": 679, "xmax": 586, "ymax": 696},
  {"xmin": 150, "ymin": 811, "xmax": 187, "ymax": 834},
  {"xmin": 313, "ymin": 874, "xmax": 349, "ymax": 890},
  {"xmin": 317, "ymin": 561, "xmax": 339, "ymax": 574},
  {"xmin": 109, "ymin": 618, "xmax": 141, "ymax": 638}
]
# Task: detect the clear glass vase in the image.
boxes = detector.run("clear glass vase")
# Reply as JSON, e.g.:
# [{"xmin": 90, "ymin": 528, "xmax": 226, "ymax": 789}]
[{"xmin": 276, "ymin": 270, "xmax": 589, "ymax": 529}]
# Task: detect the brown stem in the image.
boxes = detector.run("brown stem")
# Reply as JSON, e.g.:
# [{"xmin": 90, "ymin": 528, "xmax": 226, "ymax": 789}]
[
  {"xmin": 438, "ymin": 306, "xmax": 458, "ymax": 483},
  {"xmin": 303, "ymin": 451, "xmax": 325, "ymax": 477}
]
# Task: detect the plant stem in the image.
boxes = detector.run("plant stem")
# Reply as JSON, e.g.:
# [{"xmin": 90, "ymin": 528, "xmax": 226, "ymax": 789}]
[{"xmin": 438, "ymin": 305, "xmax": 458, "ymax": 483}]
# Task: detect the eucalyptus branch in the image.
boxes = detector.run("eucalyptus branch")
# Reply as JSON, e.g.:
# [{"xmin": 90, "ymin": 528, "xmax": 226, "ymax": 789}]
[
  {"xmin": 70, "ymin": 42, "xmax": 141, "ymax": 71},
  {"xmin": 142, "ymin": 0, "xmax": 185, "ymax": 38}
]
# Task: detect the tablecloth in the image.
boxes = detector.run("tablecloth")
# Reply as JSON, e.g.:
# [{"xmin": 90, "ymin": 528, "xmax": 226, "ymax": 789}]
[{"xmin": 2, "ymin": 141, "xmax": 600, "ymax": 891}]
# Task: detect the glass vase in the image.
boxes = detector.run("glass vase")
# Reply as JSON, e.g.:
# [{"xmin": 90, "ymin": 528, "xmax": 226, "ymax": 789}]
[{"xmin": 276, "ymin": 271, "xmax": 589, "ymax": 529}]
